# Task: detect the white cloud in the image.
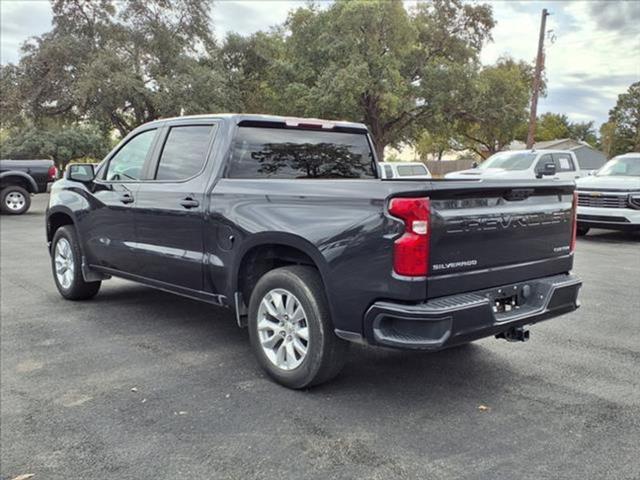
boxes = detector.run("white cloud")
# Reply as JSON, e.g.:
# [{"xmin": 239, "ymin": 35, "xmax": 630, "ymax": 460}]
[
  {"xmin": 212, "ymin": 0, "xmax": 307, "ymax": 38},
  {"xmin": 0, "ymin": 0, "xmax": 52, "ymax": 64},
  {"xmin": 482, "ymin": 1, "xmax": 640, "ymax": 126}
]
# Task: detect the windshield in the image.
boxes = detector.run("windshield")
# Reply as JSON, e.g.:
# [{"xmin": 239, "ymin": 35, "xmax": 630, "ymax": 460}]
[
  {"xmin": 479, "ymin": 152, "xmax": 536, "ymax": 171},
  {"xmin": 596, "ymin": 156, "xmax": 640, "ymax": 177}
]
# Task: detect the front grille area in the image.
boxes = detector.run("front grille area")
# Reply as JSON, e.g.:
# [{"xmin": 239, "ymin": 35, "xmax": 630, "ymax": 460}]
[{"xmin": 577, "ymin": 192, "xmax": 628, "ymax": 208}]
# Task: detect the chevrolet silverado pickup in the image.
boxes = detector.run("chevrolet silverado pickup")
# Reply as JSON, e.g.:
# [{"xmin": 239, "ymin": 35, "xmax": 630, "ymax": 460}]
[
  {"xmin": 46, "ymin": 114, "xmax": 582, "ymax": 388},
  {"xmin": 1, "ymin": 159, "xmax": 57, "ymax": 214}
]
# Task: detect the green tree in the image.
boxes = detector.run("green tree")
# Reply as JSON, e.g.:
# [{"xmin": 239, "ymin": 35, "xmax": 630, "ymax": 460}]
[
  {"xmin": 535, "ymin": 113, "xmax": 572, "ymax": 141},
  {"xmin": 0, "ymin": 64, "xmax": 25, "ymax": 128},
  {"xmin": 517, "ymin": 112, "xmax": 598, "ymax": 147},
  {"xmin": 0, "ymin": 123, "xmax": 111, "ymax": 170},
  {"xmin": 600, "ymin": 81, "xmax": 640, "ymax": 157},
  {"xmin": 224, "ymin": 0, "xmax": 494, "ymax": 159},
  {"xmin": 456, "ymin": 57, "xmax": 533, "ymax": 158},
  {"xmin": 414, "ymin": 128, "xmax": 460, "ymax": 161},
  {"xmin": 568, "ymin": 121, "xmax": 597, "ymax": 146},
  {"xmin": 7, "ymin": 0, "xmax": 235, "ymax": 136}
]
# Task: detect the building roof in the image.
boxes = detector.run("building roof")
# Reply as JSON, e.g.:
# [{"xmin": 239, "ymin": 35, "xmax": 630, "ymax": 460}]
[{"xmin": 507, "ymin": 138, "xmax": 600, "ymax": 152}]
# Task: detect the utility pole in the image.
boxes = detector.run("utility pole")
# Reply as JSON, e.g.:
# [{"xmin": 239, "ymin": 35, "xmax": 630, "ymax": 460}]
[{"xmin": 527, "ymin": 8, "xmax": 550, "ymax": 149}]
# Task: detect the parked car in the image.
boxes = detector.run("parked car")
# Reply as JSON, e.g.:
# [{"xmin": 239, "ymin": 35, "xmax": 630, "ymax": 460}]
[
  {"xmin": 0, "ymin": 159, "xmax": 57, "ymax": 214},
  {"xmin": 575, "ymin": 152, "xmax": 640, "ymax": 235},
  {"xmin": 378, "ymin": 162, "xmax": 431, "ymax": 179},
  {"xmin": 46, "ymin": 114, "xmax": 581, "ymax": 388},
  {"xmin": 445, "ymin": 149, "xmax": 584, "ymax": 181}
]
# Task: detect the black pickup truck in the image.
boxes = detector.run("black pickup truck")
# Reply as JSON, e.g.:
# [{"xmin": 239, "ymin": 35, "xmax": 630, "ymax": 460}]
[
  {"xmin": 1, "ymin": 159, "xmax": 57, "ymax": 214},
  {"xmin": 46, "ymin": 114, "xmax": 582, "ymax": 388}
]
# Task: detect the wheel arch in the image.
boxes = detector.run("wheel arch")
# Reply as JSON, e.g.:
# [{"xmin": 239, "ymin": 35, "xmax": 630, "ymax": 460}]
[
  {"xmin": 0, "ymin": 171, "xmax": 38, "ymax": 193},
  {"xmin": 232, "ymin": 233, "xmax": 332, "ymax": 324},
  {"xmin": 46, "ymin": 207, "xmax": 80, "ymax": 249}
]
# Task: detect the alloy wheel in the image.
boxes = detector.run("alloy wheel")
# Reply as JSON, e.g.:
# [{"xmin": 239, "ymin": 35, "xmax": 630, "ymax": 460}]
[
  {"xmin": 257, "ymin": 288, "xmax": 309, "ymax": 371},
  {"xmin": 5, "ymin": 191, "xmax": 26, "ymax": 211},
  {"xmin": 54, "ymin": 238, "xmax": 75, "ymax": 289}
]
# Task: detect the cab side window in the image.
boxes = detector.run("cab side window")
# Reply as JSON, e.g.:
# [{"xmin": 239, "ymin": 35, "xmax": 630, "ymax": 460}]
[
  {"xmin": 553, "ymin": 153, "xmax": 575, "ymax": 172},
  {"xmin": 105, "ymin": 129, "xmax": 157, "ymax": 181}
]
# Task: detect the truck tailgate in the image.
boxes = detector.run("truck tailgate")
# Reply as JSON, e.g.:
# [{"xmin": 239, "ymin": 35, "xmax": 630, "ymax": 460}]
[{"xmin": 426, "ymin": 180, "xmax": 575, "ymax": 298}]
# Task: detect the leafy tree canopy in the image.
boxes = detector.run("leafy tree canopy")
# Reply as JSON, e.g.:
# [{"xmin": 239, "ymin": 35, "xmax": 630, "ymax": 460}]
[
  {"xmin": 223, "ymin": 0, "xmax": 494, "ymax": 159},
  {"xmin": 529, "ymin": 113, "xmax": 597, "ymax": 147},
  {"xmin": 455, "ymin": 57, "xmax": 534, "ymax": 158},
  {"xmin": 0, "ymin": 123, "xmax": 111, "ymax": 169},
  {"xmin": 600, "ymin": 81, "xmax": 640, "ymax": 157},
  {"xmin": 3, "ymin": 0, "xmax": 236, "ymax": 136}
]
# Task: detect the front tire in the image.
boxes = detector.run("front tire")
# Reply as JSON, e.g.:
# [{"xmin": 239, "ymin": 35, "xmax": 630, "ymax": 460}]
[
  {"xmin": 248, "ymin": 266, "xmax": 349, "ymax": 389},
  {"xmin": 1, "ymin": 186, "xmax": 31, "ymax": 215},
  {"xmin": 576, "ymin": 224, "xmax": 590, "ymax": 236},
  {"xmin": 51, "ymin": 226, "xmax": 101, "ymax": 300}
]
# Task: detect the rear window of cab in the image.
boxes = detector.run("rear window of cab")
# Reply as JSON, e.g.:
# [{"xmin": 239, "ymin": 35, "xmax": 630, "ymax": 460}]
[{"xmin": 227, "ymin": 127, "xmax": 376, "ymax": 179}]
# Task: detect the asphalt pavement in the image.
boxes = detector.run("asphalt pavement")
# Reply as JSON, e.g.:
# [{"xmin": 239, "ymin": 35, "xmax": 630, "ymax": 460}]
[{"xmin": 1, "ymin": 195, "xmax": 639, "ymax": 480}]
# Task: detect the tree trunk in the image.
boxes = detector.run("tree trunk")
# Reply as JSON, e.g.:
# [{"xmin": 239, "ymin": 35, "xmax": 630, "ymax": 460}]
[
  {"xmin": 373, "ymin": 138, "xmax": 386, "ymax": 162},
  {"xmin": 361, "ymin": 92, "xmax": 386, "ymax": 161}
]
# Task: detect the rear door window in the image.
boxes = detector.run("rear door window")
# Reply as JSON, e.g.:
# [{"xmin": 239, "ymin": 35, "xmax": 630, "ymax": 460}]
[
  {"xmin": 384, "ymin": 165, "xmax": 394, "ymax": 178},
  {"xmin": 553, "ymin": 153, "xmax": 575, "ymax": 172},
  {"xmin": 155, "ymin": 125, "xmax": 214, "ymax": 181},
  {"xmin": 227, "ymin": 127, "xmax": 376, "ymax": 179}
]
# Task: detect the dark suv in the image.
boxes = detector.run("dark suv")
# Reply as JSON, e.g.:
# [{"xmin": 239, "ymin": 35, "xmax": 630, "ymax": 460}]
[{"xmin": 47, "ymin": 114, "xmax": 582, "ymax": 388}]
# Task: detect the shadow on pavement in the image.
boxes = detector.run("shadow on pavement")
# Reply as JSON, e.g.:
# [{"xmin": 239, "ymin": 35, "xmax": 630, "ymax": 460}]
[
  {"xmin": 85, "ymin": 280, "xmax": 517, "ymax": 402},
  {"xmin": 578, "ymin": 228, "xmax": 640, "ymax": 243}
]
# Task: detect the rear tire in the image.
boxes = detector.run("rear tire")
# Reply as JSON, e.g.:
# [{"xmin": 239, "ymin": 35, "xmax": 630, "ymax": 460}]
[
  {"xmin": 576, "ymin": 224, "xmax": 590, "ymax": 236},
  {"xmin": 51, "ymin": 226, "xmax": 101, "ymax": 300},
  {"xmin": 248, "ymin": 266, "xmax": 349, "ymax": 389},
  {"xmin": 1, "ymin": 186, "xmax": 31, "ymax": 215}
]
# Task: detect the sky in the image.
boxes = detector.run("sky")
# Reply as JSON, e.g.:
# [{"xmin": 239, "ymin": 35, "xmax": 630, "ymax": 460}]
[{"xmin": 1, "ymin": 0, "xmax": 639, "ymax": 127}]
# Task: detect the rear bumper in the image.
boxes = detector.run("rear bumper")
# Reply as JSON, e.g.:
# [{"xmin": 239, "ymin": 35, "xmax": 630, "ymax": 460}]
[{"xmin": 363, "ymin": 274, "xmax": 581, "ymax": 350}]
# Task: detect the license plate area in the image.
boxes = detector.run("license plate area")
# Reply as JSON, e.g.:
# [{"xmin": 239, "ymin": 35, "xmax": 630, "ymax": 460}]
[{"xmin": 490, "ymin": 286, "xmax": 523, "ymax": 314}]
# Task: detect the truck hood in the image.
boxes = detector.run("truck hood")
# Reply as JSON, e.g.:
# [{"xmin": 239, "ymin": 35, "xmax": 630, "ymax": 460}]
[
  {"xmin": 576, "ymin": 175, "xmax": 640, "ymax": 191},
  {"xmin": 445, "ymin": 168, "xmax": 531, "ymax": 180}
]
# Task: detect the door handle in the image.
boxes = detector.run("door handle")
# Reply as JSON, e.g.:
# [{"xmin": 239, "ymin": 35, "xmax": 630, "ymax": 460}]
[
  {"xmin": 119, "ymin": 193, "xmax": 134, "ymax": 204},
  {"xmin": 180, "ymin": 197, "xmax": 200, "ymax": 209}
]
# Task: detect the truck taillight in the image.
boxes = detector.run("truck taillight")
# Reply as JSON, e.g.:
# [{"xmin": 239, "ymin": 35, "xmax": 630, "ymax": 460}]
[
  {"xmin": 388, "ymin": 197, "xmax": 430, "ymax": 277},
  {"xmin": 570, "ymin": 191, "xmax": 577, "ymax": 252},
  {"xmin": 48, "ymin": 165, "xmax": 57, "ymax": 181}
]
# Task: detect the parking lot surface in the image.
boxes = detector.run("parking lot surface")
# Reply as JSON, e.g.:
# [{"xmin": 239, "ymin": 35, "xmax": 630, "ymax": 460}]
[{"xmin": 1, "ymin": 195, "xmax": 639, "ymax": 480}]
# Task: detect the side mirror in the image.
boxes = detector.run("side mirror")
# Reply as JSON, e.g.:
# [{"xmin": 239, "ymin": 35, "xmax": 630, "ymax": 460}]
[
  {"xmin": 536, "ymin": 161, "xmax": 556, "ymax": 178},
  {"xmin": 67, "ymin": 163, "xmax": 95, "ymax": 183},
  {"xmin": 472, "ymin": 161, "xmax": 479, "ymax": 169}
]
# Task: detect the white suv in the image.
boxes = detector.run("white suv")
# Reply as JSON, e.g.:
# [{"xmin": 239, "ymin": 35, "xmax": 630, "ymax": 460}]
[{"xmin": 575, "ymin": 153, "xmax": 640, "ymax": 235}]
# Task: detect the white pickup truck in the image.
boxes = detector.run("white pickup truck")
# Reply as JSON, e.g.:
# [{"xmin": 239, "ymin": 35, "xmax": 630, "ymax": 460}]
[{"xmin": 446, "ymin": 149, "xmax": 584, "ymax": 181}]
